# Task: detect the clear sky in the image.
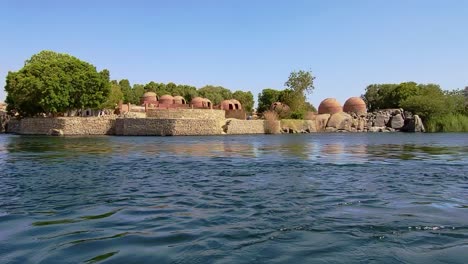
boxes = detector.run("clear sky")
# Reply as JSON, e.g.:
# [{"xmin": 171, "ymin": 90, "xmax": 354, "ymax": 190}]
[{"xmin": 1, "ymin": 0, "xmax": 467, "ymax": 107}]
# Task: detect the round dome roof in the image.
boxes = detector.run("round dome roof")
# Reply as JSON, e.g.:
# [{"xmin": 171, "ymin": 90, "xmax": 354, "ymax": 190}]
[
  {"xmin": 270, "ymin": 102, "xmax": 290, "ymax": 111},
  {"xmin": 173, "ymin": 95, "xmax": 186, "ymax": 104},
  {"xmin": 230, "ymin": 99, "xmax": 241, "ymax": 105},
  {"xmin": 343, "ymin": 97, "xmax": 367, "ymax": 114},
  {"xmin": 143, "ymin": 92, "xmax": 157, "ymax": 97},
  {"xmin": 160, "ymin": 94, "xmax": 174, "ymax": 100},
  {"xmin": 318, "ymin": 98, "xmax": 342, "ymax": 114},
  {"xmin": 191, "ymin": 97, "xmax": 204, "ymax": 104}
]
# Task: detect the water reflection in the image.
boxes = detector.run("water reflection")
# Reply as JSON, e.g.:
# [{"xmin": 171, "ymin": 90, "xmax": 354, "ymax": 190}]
[{"xmin": 0, "ymin": 134, "xmax": 467, "ymax": 263}]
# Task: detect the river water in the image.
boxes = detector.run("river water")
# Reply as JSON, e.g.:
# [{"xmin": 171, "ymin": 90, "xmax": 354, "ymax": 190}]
[{"xmin": 0, "ymin": 133, "xmax": 467, "ymax": 263}]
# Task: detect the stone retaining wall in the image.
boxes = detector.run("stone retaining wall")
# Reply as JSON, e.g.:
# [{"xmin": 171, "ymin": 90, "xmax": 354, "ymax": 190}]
[
  {"xmin": 115, "ymin": 118, "xmax": 223, "ymax": 136},
  {"xmin": 225, "ymin": 120, "xmax": 273, "ymax": 134},
  {"xmin": 146, "ymin": 109, "xmax": 225, "ymax": 120},
  {"xmin": 9, "ymin": 116, "xmax": 116, "ymax": 135}
]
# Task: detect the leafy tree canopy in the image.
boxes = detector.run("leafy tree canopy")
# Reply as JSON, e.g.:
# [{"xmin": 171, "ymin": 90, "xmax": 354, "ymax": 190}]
[
  {"xmin": 257, "ymin": 88, "xmax": 282, "ymax": 113},
  {"xmin": 197, "ymin": 85, "xmax": 232, "ymax": 105},
  {"xmin": 5, "ymin": 50, "xmax": 110, "ymax": 116},
  {"xmin": 232, "ymin": 90, "xmax": 254, "ymax": 113}
]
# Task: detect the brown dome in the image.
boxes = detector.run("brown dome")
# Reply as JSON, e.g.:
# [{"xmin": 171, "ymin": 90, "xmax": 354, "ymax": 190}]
[
  {"xmin": 343, "ymin": 97, "xmax": 367, "ymax": 114},
  {"xmin": 318, "ymin": 98, "xmax": 342, "ymax": 114},
  {"xmin": 159, "ymin": 94, "xmax": 174, "ymax": 104},
  {"xmin": 270, "ymin": 102, "xmax": 291, "ymax": 118},
  {"xmin": 191, "ymin": 97, "xmax": 205, "ymax": 107},
  {"xmin": 204, "ymin": 98, "xmax": 212, "ymax": 108},
  {"xmin": 173, "ymin": 96, "xmax": 186, "ymax": 104},
  {"xmin": 230, "ymin": 99, "xmax": 242, "ymax": 110},
  {"xmin": 141, "ymin": 91, "xmax": 158, "ymax": 105},
  {"xmin": 220, "ymin": 100, "xmax": 234, "ymax": 110},
  {"xmin": 270, "ymin": 102, "xmax": 290, "ymax": 111}
]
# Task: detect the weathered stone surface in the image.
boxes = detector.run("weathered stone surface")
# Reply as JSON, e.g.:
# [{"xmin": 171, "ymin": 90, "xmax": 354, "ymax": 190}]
[
  {"xmin": 390, "ymin": 114, "xmax": 405, "ymax": 129},
  {"xmin": 402, "ymin": 115, "xmax": 425, "ymax": 132},
  {"xmin": 374, "ymin": 112, "xmax": 390, "ymax": 127},
  {"xmin": 326, "ymin": 112, "xmax": 352, "ymax": 131},
  {"xmin": 225, "ymin": 120, "xmax": 274, "ymax": 134},
  {"xmin": 315, "ymin": 114, "xmax": 330, "ymax": 132},
  {"xmin": 368, "ymin": 126, "xmax": 385, "ymax": 132},
  {"xmin": 280, "ymin": 120, "xmax": 316, "ymax": 133},
  {"xmin": 49, "ymin": 129, "xmax": 64, "ymax": 136}
]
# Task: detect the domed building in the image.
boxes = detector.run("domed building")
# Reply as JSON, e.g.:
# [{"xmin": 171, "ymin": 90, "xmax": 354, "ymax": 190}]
[
  {"xmin": 220, "ymin": 99, "xmax": 242, "ymax": 110},
  {"xmin": 173, "ymin": 96, "xmax": 186, "ymax": 105},
  {"xmin": 318, "ymin": 98, "xmax": 342, "ymax": 115},
  {"xmin": 203, "ymin": 98, "xmax": 212, "ymax": 109},
  {"xmin": 191, "ymin": 97, "xmax": 212, "ymax": 108},
  {"xmin": 140, "ymin": 91, "xmax": 158, "ymax": 105},
  {"xmin": 343, "ymin": 97, "xmax": 367, "ymax": 114},
  {"xmin": 270, "ymin": 102, "xmax": 291, "ymax": 117},
  {"xmin": 159, "ymin": 94, "xmax": 174, "ymax": 105}
]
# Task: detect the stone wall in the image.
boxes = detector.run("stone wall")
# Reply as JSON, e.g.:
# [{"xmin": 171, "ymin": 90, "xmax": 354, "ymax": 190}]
[
  {"xmin": 146, "ymin": 109, "xmax": 225, "ymax": 120},
  {"xmin": 61, "ymin": 116, "xmax": 116, "ymax": 135},
  {"xmin": 115, "ymin": 118, "xmax": 223, "ymax": 136},
  {"xmin": 224, "ymin": 119, "xmax": 273, "ymax": 134},
  {"xmin": 9, "ymin": 116, "xmax": 116, "ymax": 135}
]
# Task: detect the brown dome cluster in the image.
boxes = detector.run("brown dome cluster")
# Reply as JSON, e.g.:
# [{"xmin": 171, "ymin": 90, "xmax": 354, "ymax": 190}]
[
  {"xmin": 318, "ymin": 98, "xmax": 342, "ymax": 114},
  {"xmin": 191, "ymin": 97, "xmax": 212, "ymax": 108},
  {"xmin": 343, "ymin": 97, "xmax": 367, "ymax": 114},
  {"xmin": 220, "ymin": 99, "xmax": 242, "ymax": 110}
]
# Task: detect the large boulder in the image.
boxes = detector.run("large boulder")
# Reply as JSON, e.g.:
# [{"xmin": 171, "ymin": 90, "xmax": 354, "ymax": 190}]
[
  {"xmin": 315, "ymin": 114, "xmax": 330, "ymax": 131},
  {"xmin": 402, "ymin": 115, "xmax": 425, "ymax": 132},
  {"xmin": 326, "ymin": 112, "xmax": 352, "ymax": 131},
  {"xmin": 374, "ymin": 112, "xmax": 390, "ymax": 127},
  {"xmin": 390, "ymin": 114, "xmax": 405, "ymax": 129}
]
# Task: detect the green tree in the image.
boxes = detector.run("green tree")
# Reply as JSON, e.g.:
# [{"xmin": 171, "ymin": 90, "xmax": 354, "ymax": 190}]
[
  {"xmin": 197, "ymin": 85, "xmax": 233, "ymax": 105},
  {"xmin": 102, "ymin": 82, "xmax": 124, "ymax": 109},
  {"xmin": 232, "ymin": 90, "xmax": 254, "ymax": 112},
  {"xmin": 257, "ymin": 88, "xmax": 282, "ymax": 113},
  {"xmin": 119, "ymin": 79, "xmax": 133, "ymax": 103},
  {"xmin": 284, "ymin": 70, "xmax": 315, "ymax": 94},
  {"xmin": 132, "ymin": 84, "xmax": 145, "ymax": 103},
  {"xmin": 5, "ymin": 50, "xmax": 110, "ymax": 116}
]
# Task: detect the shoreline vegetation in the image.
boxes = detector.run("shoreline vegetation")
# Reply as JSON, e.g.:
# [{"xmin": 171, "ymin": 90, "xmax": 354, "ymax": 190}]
[{"xmin": 1, "ymin": 50, "xmax": 468, "ymax": 133}]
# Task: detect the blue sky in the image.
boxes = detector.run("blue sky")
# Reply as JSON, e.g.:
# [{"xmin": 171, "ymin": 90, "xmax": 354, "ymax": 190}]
[{"xmin": 1, "ymin": 0, "xmax": 467, "ymax": 107}]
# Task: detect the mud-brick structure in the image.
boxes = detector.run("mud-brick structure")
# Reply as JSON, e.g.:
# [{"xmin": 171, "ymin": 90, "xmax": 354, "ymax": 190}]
[{"xmin": 318, "ymin": 98, "xmax": 343, "ymax": 115}]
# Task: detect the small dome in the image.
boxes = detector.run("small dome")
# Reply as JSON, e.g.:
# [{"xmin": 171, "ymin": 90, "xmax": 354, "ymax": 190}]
[
  {"xmin": 173, "ymin": 96, "xmax": 186, "ymax": 104},
  {"xmin": 220, "ymin": 100, "xmax": 234, "ymax": 110},
  {"xmin": 191, "ymin": 97, "xmax": 205, "ymax": 107},
  {"xmin": 143, "ymin": 92, "xmax": 157, "ymax": 97},
  {"xmin": 318, "ymin": 98, "xmax": 342, "ymax": 114},
  {"xmin": 230, "ymin": 99, "xmax": 242, "ymax": 110},
  {"xmin": 141, "ymin": 91, "xmax": 158, "ymax": 105},
  {"xmin": 270, "ymin": 102, "xmax": 290, "ymax": 111},
  {"xmin": 343, "ymin": 97, "xmax": 367, "ymax": 114},
  {"xmin": 159, "ymin": 94, "xmax": 174, "ymax": 104}
]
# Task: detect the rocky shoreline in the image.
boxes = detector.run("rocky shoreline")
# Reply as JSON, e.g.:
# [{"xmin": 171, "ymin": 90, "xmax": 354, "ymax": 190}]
[{"xmin": 280, "ymin": 109, "xmax": 425, "ymax": 134}]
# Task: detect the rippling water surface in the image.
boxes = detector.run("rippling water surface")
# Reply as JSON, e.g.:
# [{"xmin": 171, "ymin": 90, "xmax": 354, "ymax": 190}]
[{"xmin": 0, "ymin": 133, "xmax": 467, "ymax": 263}]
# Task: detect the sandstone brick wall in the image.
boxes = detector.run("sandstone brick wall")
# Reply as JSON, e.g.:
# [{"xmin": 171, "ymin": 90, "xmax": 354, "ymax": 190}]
[
  {"xmin": 19, "ymin": 118, "xmax": 65, "ymax": 135},
  {"xmin": 115, "ymin": 118, "xmax": 223, "ymax": 136},
  {"xmin": 61, "ymin": 116, "xmax": 116, "ymax": 135},
  {"xmin": 146, "ymin": 109, "xmax": 225, "ymax": 120},
  {"xmin": 11, "ymin": 116, "xmax": 116, "ymax": 135},
  {"xmin": 225, "ymin": 120, "xmax": 271, "ymax": 134}
]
